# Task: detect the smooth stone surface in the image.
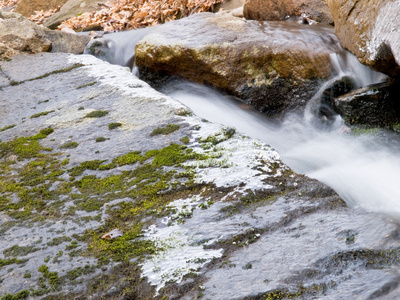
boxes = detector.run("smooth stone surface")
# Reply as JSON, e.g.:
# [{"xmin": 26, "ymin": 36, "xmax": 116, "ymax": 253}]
[
  {"xmin": 134, "ymin": 12, "xmax": 341, "ymax": 116},
  {"xmin": 327, "ymin": 0, "xmax": 400, "ymax": 78}
]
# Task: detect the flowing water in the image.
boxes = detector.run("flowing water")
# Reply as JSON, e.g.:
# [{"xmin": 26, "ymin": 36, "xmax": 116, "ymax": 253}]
[
  {"xmin": 87, "ymin": 22, "xmax": 400, "ymax": 217},
  {"xmin": 160, "ymin": 73, "xmax": 400, "ymax": 217}
]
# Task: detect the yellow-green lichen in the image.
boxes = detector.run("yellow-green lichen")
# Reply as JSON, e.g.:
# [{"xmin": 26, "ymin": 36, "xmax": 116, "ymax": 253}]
[{"xmin": 150, "ymin": 124, "xmax": 180, "ymax": 136}]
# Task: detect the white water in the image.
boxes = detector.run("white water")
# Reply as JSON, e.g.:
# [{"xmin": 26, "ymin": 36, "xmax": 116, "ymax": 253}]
[
  {"xmin": 160, "ymin": 65, "xmax": 400, "ymax": 216},
  {"xmin": 85, "ymin": 24, "xmax": 399, "ymax": 216}
]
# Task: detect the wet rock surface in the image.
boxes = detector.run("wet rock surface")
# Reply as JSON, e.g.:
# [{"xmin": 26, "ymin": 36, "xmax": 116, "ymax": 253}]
[
  {"xmin": 1, "ymin": 53, "xmax": 400, "ymax": 299},
  {"xmin": 327, "ymin": 0, "xmax": 400, "ymax": 78},
  {"xmin": 333, "ymin": 80, "xmax": 400, "ymax": 128},
  {"xmin": 134, "ymin": 13, "xmax": 341, "ymax": 116}
]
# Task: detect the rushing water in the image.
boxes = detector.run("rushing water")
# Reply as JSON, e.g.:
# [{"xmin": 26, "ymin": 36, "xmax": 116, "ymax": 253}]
[
  {"xmin": 86, "ymin": 22, "xmax": 400, "ymax": 216},
  {"xmin": 160, "ymin": 74, "xmax": 400, "ymax": 216}
]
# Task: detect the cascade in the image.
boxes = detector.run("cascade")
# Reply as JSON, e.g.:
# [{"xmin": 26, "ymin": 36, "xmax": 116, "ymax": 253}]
[{"xmin": 84, "ymin": 23, "xmax": 400, "ymax": 216}]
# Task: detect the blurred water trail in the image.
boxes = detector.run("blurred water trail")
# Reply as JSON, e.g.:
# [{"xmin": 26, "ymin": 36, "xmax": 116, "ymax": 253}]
[
  {"xmin": 160, "ymin": 54, "xmax": 399, "ymax": 216},
  {"xmin": 85, "ymin": 22, "xmax": 399, "ymax": 216}
]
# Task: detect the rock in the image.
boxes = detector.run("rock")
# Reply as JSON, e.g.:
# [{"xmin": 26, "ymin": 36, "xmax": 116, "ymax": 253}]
[
  {"xmin": 44, "ymin": 0, "xmax": 105, "ymax": 29},
  {"xmin": 45, "ymin": 30, "xmax": 90, "ymax": 54},
  {"xmin": 218, "ymin": 0, "xmax": 245, "ymax": 11},
  {"xmin": 0, "ymin": 12, "xmax": 52, "ymax": 57},
  {"xmin": 326, "ymin": 0, "xmax": 400, "ymax": 78},
  {"xmin": 0, "ymin": 12, "xmax": 90, "ymax": 60},
  {"xmin": 243, "ymin": 0, "xmax": 333, "ymax": 25},
  {"xmin": 309, "ymin": 75, "xmax": 355, "ymax": 125},
  {"xmin": 1, "ymin": 52, "xmax": 400, "ymax": 299},
  {"xmin": 333, "ymin": 80, "xmax": 400, "ymax": 127},
  {"xmin": 231, "ymin": 6, "xmax": 244, "ymax": 18},
  {"xmin": 134, "ymin": 13, "xmax": 341, "ymax": 116},
  {"xmin": 15, "ymin": 0, "xmax": 69, "ymax": 17}
]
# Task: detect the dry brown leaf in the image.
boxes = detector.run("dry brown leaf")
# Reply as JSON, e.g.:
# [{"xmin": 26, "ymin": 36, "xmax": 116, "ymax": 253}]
[
  {"xmin": 0, "ymin": 0, "xmax": 19, "ymax": 10},
  {"xmin": 28, "ymin": 6, "xmax": 60, "ymax": 25},
  {"xmin": 59, "ymin": 0, "xmax": 225, "ymax": 32}
]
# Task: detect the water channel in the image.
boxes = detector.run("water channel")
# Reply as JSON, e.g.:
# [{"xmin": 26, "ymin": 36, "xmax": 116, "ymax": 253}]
[{"xmin": 86, "ymin": 20, "xmax": 400, "ymax": 217}]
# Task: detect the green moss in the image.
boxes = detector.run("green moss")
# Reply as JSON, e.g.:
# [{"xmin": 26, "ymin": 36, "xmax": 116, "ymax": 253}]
[
  {"xmin": 30, "ymin": 110, "xmax": 55, "ymax": 119},
  {"xmin": 175, "ymin": 108, "xmax": 193, "ymax": 116},
  {"xmin": 76, "ymin": 81, "xmax": 97, "ymax": 89},
  {"xmin": 95, "ymin": 137, "xmax": 107, "ymax": 142},
  {"xmin": 31, "ymin": 127, "xmax": 54, "ymax": 140},
  {"xmin": 350, "ymin": 126, "xmax": 381, "ymax": 136},
  {"xmin": 65, "ymin": 265, "xmax": 96, "ymax": 281},
  {"xmin": 113, "ymin": 151, "xmax": 143, "ymax": 166},
  {"xmin": 9, "ymin": 64, "xmax": 85, "ymax": 86},
  {"xmin": 199, "ymin": 127, "xmax": 236, "ymax": 147},
  {"xmin": 85, "ymin": 110, "xmax": 109, "ymax": 118},
  {"xmin": 47, "ymin": 236, "xmax": 72, "ymax": 246},
  {"xmin": 65, "ymin": 240, "xmax": 79, "ymax": 251},
  {"xmin": 9, "ymin": 80, "xmax": 20, "ymax": 86},
  {"xmin": 33, "ymin": 64, "xmax": 84, "ymax": 79},
  {"xmin": 60, "ymin": 141, "xmax": 78, "ymax": 149},
  {"xmin": 38, "ymin": 265, "xmax": 61, "ymax": 289},
  {"xmin": 0, "ymin": 124, "xmax": 16, "ymax": 132},
  {"xmin": 150, "ymin": 124, "xmax": 180, "ymax": 136},
  {"xmin": 0, "ymin": 129, "xmax": 221, "ymax": 293},
  {"xmin": 68, "ymin": 159, "xmax": 107, "ymax": 176},
  {"xmin": 3, "ymin": 245, "xmax": 40, "ymax": 257},
  {"xmin": 1, "ymin": 290, "xmax": 30, "ymax": 300},
  {"xmin": 0, "ymin": 257, "xmax": 26, "ymax": 269},
  {"xmin": 180, "ymin": 136, "xmax": 190, "ymax": 144},
  {"xmin": 108, "ymin": 122, "xmax": 122, "ymax": 130},
  {"xmin": 145, "ymin": 143, "xmax": 198, "ymax": 166},
  {"xmin": 0, "ymin": 137, "xmax": 40, "ymax": 159}
]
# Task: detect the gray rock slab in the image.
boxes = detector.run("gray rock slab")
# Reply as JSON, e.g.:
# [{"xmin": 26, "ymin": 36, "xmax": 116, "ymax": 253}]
[
  {"xmin": 0, "ymin": 53, "xmax": 78, "ymax": 83},
  {"xmin": 1, "ymin": 52, "xmax": 400, "ymax": 299}
]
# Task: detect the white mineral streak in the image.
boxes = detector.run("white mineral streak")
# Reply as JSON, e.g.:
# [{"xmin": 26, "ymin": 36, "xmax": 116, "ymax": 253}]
[
  {"xmin": 188, "ymin": 124, "xmax": 282, "ymax": 190},
  {"xmin": 141, "ymin": 196, "xmax": 223, "ymax": 293},
  {"xmin": 366, "ymin": 1, "xmax": 400, "ymax": 64}
]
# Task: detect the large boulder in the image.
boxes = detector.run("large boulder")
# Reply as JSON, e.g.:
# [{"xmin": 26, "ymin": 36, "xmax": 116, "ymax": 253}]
[
  {"xmin": 44, "ymin": 0, "xmax": 106, "ymax": 29},
  {"xmin": 15, "ymin": 0, "xmax": 69, "ymax": 17},
  {"xmin": 134, "ymin": 13, "xmax": 341, "ymax": 116},
  {"xmin": 243, "ymin": 0, "xmax": 333, "ymax": 25},
  {"xmin": 326, "ymin": 0, "xmax": 400, "ymax": 78},
  {"xmin": 0, "ymin": 11, "xmax": 90, "ymax": 60}
]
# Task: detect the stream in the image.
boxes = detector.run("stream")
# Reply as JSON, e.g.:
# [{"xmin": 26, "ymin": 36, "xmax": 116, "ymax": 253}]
[{"xmin": 86, "ymin": 21, "xmax": 400, "ymax": 217}]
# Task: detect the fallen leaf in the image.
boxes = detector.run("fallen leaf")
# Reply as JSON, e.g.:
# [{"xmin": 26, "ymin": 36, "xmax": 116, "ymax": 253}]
[{"xmin": 101, "ymin": 228, "xmax": 123, "ymax": 239}]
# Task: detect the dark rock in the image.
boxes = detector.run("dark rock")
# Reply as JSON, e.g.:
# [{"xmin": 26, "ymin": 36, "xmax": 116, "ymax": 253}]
[{"xmin": 334, "ymin": 80, "xmax": 400, "ymax": 127}]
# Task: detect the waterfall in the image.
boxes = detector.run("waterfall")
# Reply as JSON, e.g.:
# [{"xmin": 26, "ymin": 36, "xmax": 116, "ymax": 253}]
[
  {"xmin": 84, "ymin": 25, "xmax": 400, "ymax": 216},
  {"xmin": 160, "ymin": 53, "xmax": 400, "ymax": 216}
]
